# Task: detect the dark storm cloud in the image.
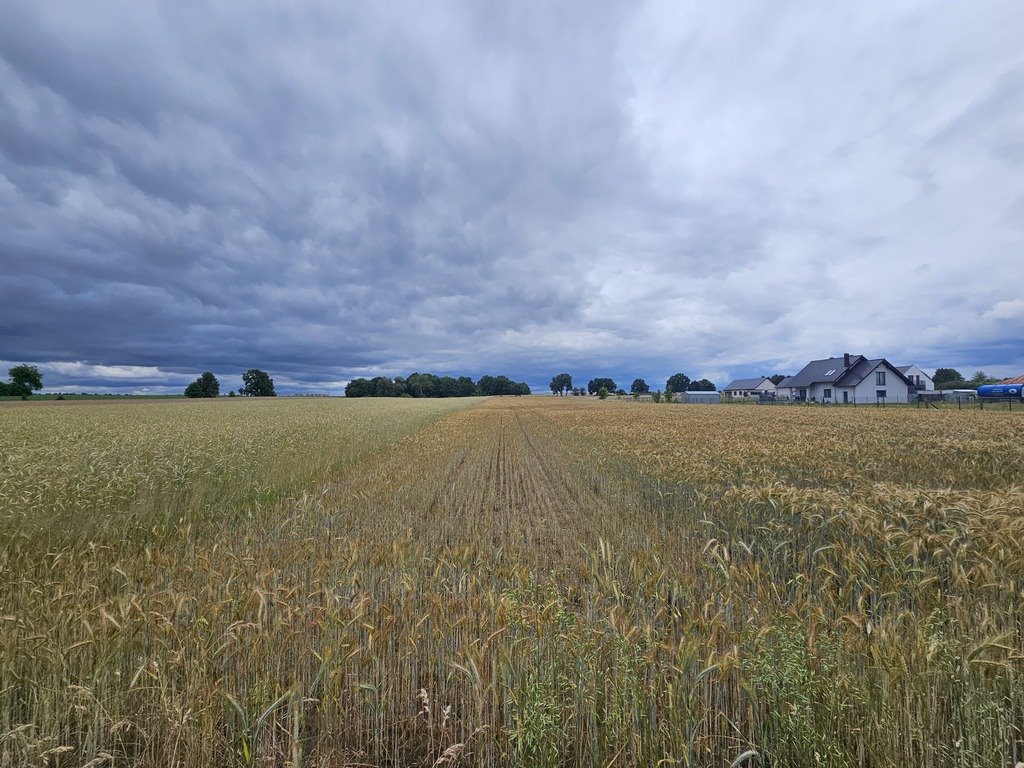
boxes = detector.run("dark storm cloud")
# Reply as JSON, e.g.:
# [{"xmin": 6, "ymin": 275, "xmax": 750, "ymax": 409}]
[{"xmin": 2, "ymin": 2, "xmax": 1023, "ymax": 394}]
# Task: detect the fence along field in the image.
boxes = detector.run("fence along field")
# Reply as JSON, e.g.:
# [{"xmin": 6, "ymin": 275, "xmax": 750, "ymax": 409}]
[{"xmin": 0, "ymin": 397, "xmax": 1021, "ymax": 766}]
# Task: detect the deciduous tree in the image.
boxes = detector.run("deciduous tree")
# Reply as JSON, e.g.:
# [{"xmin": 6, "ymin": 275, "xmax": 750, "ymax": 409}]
[
  {"xmin": 184, "ymin": 371, "xmax": 219, "ymax": 398},
  {"xmin": 345, "ymin": 378, "xmax": 372, "ymax": 397},
  {"xmin": 478, "ymin": 375, "xmax": 530, "ymax": 396},
  {"xmin": 587, "ymin": 377, "xmax": 616, "ymax": 395},
  {"xmin": 370, "ymin": 376, "xmax": 396, "ymax": 397},
  {"xmin": 665, "ymin": 373, "xmax": 690, "ymax": 393},
  {"xmin": 933, "ymin": 368, "xmax": 965, "ymax": 388},
  {"xmin": 240, "ymin": 369, "xmax": 275, "ymax": 397},
  {"xmin": 549, "ymin": 373, "xmax": 573, "ymax": 396},
  {"xmin": 968, "ymin": 370, "xmax": 999, "ymax": 386},
  {"xmin": 7, "ymin": 364, "xmax": 44, "ymax": 398},
  {"xmin": 630, "ymin": 378, "xmax": 649, "ymax": 394}
]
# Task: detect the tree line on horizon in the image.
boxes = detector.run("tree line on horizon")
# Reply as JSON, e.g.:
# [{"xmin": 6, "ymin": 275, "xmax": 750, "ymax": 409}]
[
  {"xmin": 0, "ymin": 363, "xmax": 1008, "ymax": 401},
  {"xmin": 184, "ymin": 369, "xmax": 276, "ymax": 398},
  {"xmin": 549, "ymin": 372, "xmax": 718, "ymax": 397},
  {"xmin": 933, "ymin": 368, "xmax": 1002, "ymax": 389},
  {"xmin": 183, "ymin": 366, "xmax": 1004, "ymax": 400},
  {"xmin": 345, "ymin": 372, "xmax": 530, "ymax": 398}
]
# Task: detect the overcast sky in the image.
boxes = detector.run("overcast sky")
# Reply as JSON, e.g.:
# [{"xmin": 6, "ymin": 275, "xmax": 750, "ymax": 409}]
[{"xmin": 2, "ymin": 2, "xmax": 1023, "ymax": 394}]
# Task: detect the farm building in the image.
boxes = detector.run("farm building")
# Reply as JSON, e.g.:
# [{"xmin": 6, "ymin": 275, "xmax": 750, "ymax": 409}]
[
  {"xmin": 896, "ymin": 365, "xmax": 934, "ymax": 392},
  {"xmin": 722, "ymin": 377, "xmax": 775, "ymax": 399},
  {"xmin": 777, "ymin": 354, "xmax": 913, "ymax": 403},
  {"xmin": 997, "ymin": 375, "xmax": 1024, "ymax": 385},
  {"xmin": 683, "ymin": 391, "xmax": 721, "ymax": 404}
]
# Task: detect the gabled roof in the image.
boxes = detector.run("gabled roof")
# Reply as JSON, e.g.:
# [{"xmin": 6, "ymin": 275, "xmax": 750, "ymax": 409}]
[
  {"xmin": 723, "ymin": 377, "xmax": 771, "ymax": 391},
  {"xmin": 775, "ymin": 376, "xmax": 795, "ymax": 389},
  {"xmin": 896, "ymin": 365, "xmax": 931, "ymax": 378},
  {"xmin": 998, "ymin": 375, "xmax": 1024, "ymax": 385},
  {"xmin": 835, "ymin": 357, "xmax": 879, "ymax": 387},
  {"xmin": 784, "ymin": 356, "xmax": 865, "ymax": 388},
  {"xmin": 837, "ymin": 358, "xmax": 913, "ymax": 387}
]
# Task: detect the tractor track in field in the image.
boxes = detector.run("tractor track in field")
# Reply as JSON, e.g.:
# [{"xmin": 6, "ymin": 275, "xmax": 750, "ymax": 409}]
[{"xmin": 325, "ymin": 398, "xmax": 649, "ymax": 568}]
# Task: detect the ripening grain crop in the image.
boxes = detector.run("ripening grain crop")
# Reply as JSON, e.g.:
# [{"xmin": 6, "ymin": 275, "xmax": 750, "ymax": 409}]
[{"xmin": 1, "ymin": 397, "xmax": 1021, "ymax": 767}]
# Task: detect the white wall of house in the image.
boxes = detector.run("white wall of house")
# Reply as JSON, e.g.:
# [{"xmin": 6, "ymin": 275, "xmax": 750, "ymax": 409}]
[
  {"xmin": 724, "ymin": 389, "xmax": 754, "ymax": 398},
  {"xmin": 785, "ymin": 385, "xmax": 811, "ymax": 400},
  {"xmin": 808, "ymin": 382, "xmax": 834, "ymax": 402},
  {"xmin": 775, "ymin": 386, "xmax": 796, "ymax": 399},
  {"xmin": 849, "ymin": 362, "xmax": 910, "ymax": 402},
  {"xmin": 902, "ymin": 365, "xmax": 934, "ymax": 391}
]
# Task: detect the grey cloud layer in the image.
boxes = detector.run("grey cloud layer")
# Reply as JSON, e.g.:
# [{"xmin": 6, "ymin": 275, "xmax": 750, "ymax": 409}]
[{"xmin": 2, "ymin": 1, "xmax": 1023, "ymax": 393}]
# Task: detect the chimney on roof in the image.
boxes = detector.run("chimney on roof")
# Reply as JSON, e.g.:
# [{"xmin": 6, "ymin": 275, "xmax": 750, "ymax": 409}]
[{"xmin": 843, "ymin": 353, "xmax": 851, "ymax": 367}]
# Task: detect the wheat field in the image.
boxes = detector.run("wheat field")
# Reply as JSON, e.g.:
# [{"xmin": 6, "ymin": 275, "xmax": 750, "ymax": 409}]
[{"xmin": 1, "ymin": 397, "xmax": 1022, "ymax": 767}]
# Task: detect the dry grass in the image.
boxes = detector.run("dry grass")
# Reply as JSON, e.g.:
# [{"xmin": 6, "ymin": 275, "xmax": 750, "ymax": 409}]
[{"xmin": 1, "ymin": 397, "xmax": 1021, "ymax": 767}]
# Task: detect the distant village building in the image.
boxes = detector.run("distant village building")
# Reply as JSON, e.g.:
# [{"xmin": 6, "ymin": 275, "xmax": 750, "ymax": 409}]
[
  {"xmin": 776, "ymin": 354, "xmax": 913, "ymax": 403},
  {"xmin": 722, "ymin": 377, "xmax": 775, "ymax": 399},
  {"xmin": 683, "ymin": 391, "xmax": 721, "ymax": 404},
  {"xmin": 896, "ymin": 365, "xmax": 934, "ymax": 392}
]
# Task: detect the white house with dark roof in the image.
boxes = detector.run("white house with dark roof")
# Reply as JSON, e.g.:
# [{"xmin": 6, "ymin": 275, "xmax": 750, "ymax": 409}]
[
  {"xmin": 896, "ymin": 365, "xmax": 934, "ymax": 392},
  {"xmin": 722, "ymin": 377, "xmax": 776, "ymax": 399},
  {"xmin": 777, "ymin": 354, "xmax": 913, "ymax": 403}
]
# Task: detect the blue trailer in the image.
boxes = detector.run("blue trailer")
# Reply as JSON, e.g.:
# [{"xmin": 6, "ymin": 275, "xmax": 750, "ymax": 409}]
[{"xmin": 977, "ymin": 383, "xmax": 1024, "ymax": 400}]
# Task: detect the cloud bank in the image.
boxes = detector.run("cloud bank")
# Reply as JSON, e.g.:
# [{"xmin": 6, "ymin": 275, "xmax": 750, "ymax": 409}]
[{"xmin": 2, "ymin": 2, "xmax": 1023, "ymax": 393}]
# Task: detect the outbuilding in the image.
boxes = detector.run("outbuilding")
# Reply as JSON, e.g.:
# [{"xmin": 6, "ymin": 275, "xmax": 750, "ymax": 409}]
[
  {"xmin": 683, "ymin": 391, "xmax": 721, "ymax": 404},
  {"xmin": 722, "ymin": 377, "xmax": 775, "ymax": 399}
]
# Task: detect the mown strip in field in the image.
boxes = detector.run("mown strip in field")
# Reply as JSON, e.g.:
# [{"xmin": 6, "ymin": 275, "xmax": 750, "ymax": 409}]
[{"xmin": 1, "ymin": 398, "xmax": 1022, "ymax": 767}]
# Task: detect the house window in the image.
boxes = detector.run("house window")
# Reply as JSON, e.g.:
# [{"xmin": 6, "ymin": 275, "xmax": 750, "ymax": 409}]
[
  {"xmin": 876, "ymin": 371, "xmax": 886, "ymax": 385},
  {"xmin": 824, "ymin": 388, "xmax": 832, "ymax": 398},
  {"xmin": 876, "ymin": 389, "xmax": 886, "ymax": 399}
]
